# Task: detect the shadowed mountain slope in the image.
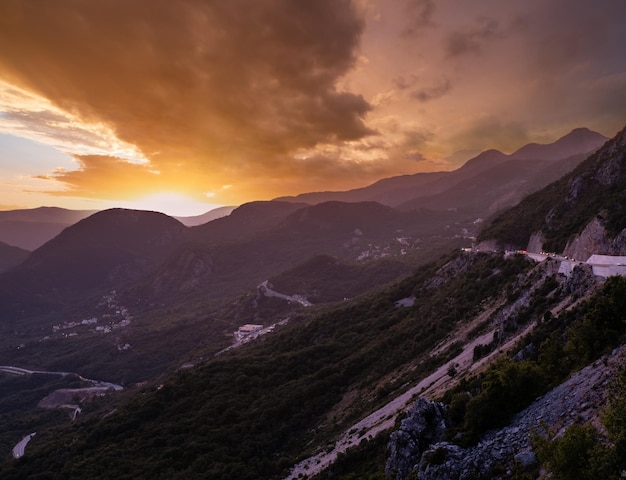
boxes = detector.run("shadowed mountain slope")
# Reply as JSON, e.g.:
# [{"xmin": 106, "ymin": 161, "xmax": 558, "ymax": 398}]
[
  {"xmin": 128, "ymin": 201, "xmax": 465, "ymax": 303},
  {"xmin": 267, "ymin": 254, "xmax": 412, "ymax": 303},
  {"xmin": 0, "ymin": 209, "xmax": 190, "ymax": 318},
  {"xmin": 479, "ymin": 125, "xmax": 626, "ymax": 253},
  {"xmin": 277, "ymin": 128, "xmax": 607, "ymax": 215}
]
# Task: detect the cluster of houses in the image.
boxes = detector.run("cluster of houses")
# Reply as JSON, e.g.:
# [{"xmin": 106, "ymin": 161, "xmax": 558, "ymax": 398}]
[{"xmin": 51, "ymin": 291, "xmax": 132, "ymax": 338}]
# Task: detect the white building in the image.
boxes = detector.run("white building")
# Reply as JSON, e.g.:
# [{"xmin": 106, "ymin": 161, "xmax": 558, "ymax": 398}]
[
  {"xmin": 586, "ymin": 255, "xmax": 626, "ymax": 278},
  {"xmin": 235, "ymin": 324, "xmax": 263, "ymax": 340}
]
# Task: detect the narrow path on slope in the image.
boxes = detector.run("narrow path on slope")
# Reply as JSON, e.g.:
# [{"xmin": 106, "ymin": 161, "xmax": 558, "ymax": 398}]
[
  {"xmin": 283, "ymin": 318, "xmax": 540, "ymax": 479},
  {"xmin": 0, "ymin": 365, "xmax": 123, "ymax": 391}
]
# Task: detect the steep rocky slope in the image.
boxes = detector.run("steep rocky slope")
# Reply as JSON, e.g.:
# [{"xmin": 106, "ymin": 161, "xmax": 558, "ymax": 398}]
[
  {"xmin": 388, "ymin": 344, "xmax": 626, "ymax": 480},
  {"xmin": 479, "ymin": 125, "xmax": 626, "ymax": 255}
]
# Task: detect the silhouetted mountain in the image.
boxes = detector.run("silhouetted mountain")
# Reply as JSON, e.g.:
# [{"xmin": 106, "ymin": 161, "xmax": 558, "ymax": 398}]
[
  {"xmin": 191, "ymin": 200, "xmax": 308, "ymax": 244},
  {"xmin": 510, "ymin": 127, "xmax": 606, "ymax": 161},
  {"xmin": 0, "ymin": 206, "xmax": 97, "ymax": 250},
  {"xmin": 398, "ymin": 129, "xmax": 607, "ymax": 214},
  {"xmin": 175, "ymin": 206, "xmax": 236, "ymax": 227},
  {"xmin": 0, "ymin": 241, "xmax": 29, "ymax": 273},
  {"xmin": 399, "ymin": 151, "xmax": 593, "ymax": 215},
  {"xmin": 277, "ymin": 129, "xmax": 607, "ymax": 215},
  {"xmin": 452, "ymin": 148, "xmax": 509, "ymax": 175},
  {"xmin": 275, "ymin": 170, "xmax": 449, "ymax": 206},
  {"xmin": 0, "ymin": 209, "xmax": 190, "ymax": 318}
]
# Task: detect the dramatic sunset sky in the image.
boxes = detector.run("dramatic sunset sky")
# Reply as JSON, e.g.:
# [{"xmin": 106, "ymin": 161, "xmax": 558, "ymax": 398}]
[{"xmin": 0, "ymin": 0, "xmax": 625, "ymax": 215}]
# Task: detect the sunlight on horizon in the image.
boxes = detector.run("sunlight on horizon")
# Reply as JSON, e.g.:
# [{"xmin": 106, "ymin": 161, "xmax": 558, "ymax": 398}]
[{"xmin": 106, "ymin": 192, "xmax": 222, "ymax": 217}]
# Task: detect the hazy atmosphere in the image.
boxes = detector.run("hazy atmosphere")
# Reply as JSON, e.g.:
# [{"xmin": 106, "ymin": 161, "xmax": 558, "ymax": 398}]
[{"xmin": 1, "ymin": 0, "xmax": 625, "ymax": 215}]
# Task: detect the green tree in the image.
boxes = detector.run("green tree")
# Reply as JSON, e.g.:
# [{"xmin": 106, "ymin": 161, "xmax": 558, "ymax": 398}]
[{"xmin": 535, "ymin": 424, "xmax": 616, "ymax": 480}]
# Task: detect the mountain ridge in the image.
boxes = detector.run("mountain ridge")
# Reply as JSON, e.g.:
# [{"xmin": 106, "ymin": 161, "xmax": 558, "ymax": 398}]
[
  {"xmin": 275, "ymin": 128, "xmax": 607, "ymax": 210},
  {"xmin": 478, "ymin": 124, "xmax": 626, "ymax": 255}
]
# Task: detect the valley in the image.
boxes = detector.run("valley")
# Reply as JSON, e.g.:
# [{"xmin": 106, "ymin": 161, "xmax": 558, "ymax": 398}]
[{"xmin": 0, "ymin": 126, "xmax": 625, "ymax": 479}]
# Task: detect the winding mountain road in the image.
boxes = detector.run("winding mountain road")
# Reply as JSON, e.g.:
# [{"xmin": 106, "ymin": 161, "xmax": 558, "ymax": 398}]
[
  {"xmin": 0, "ymin": 365, "xmax": 123, "ymax": 391},
  {"xmin": 12, "ymin": 433, "xmax": 36, "ymax": 459}
]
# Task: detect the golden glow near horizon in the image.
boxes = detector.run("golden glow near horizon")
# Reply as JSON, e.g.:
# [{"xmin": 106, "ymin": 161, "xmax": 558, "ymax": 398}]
[{"xmin": 0, "ymin": 0, "xmax": 625, "ymax": 215}]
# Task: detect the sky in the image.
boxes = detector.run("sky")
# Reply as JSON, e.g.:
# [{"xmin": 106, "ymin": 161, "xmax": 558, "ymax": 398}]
[{"xmin": 0, "ymin": 0, "xmax": 625, "ymax": 216}]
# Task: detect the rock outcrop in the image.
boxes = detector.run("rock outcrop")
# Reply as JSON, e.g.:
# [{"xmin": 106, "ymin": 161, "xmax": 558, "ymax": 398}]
[
  {"xmin": 387, "ymin": 345, "xmax": 626, "ymax": 480},
  {"xmin": 526, "ymin": 232, "xmax": 544, "ymax": 254},
  {"xmin": 385, "ymin": 398, "xmax": 447, "ymax": 480},
  {"xmin": 563, "ymin": 217, "xmax": 626, "ymax": 261}
]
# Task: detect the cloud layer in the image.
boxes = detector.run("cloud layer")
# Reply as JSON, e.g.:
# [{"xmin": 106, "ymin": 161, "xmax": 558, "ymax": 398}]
[
  {"xmin": 0, "ymin": 0, "xmax": 375, "ymax": 202},
  {"xmin": 0, "ymin": 0, "xmax": 625, "ymax": 208}
]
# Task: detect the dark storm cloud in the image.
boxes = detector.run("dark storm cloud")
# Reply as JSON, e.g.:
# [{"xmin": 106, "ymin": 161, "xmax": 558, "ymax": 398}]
[
  {"xmin": 445, "ymin": 17, "xmax": 503, "ymax": 57},
  {"xmin": 0, "ymin": 0, "xmax": 373, "ymax": 199}
]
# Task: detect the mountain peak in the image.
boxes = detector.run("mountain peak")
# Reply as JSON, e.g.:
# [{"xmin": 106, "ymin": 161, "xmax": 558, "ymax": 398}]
[
  {"xmin": 456, "ymin": 148, "xmax": 508, "ymax": 173},
  {"xmin": 512, "ymin": 127, "xmax": 607, "ymax": 161},
  {"xmin": 31, "ymin": 208, "xmax": 189, "ymax": 259}
]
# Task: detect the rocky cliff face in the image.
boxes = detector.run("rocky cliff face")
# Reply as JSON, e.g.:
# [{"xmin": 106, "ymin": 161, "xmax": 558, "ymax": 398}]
[
  {"xmin": 385, "ymin": 398, "xmax": 447, "ymax": 480},
  {"xmin": 386, "ymin": 345, "xmax": 626, "ymax": 480},
  {"xmin": 563, "ymin": 217, "xmax": 626, "ymax": 261}
]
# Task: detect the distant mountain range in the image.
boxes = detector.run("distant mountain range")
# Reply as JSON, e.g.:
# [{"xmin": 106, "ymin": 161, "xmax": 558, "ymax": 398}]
[
  {"xmin": 0, "ymin": 206, "xmax": 97, "ymax": 251},
  {"xmin": 480, "ymin": 125, "xmax": 626, "ymax": 257},
  {"xmin": 0, "ymin": 128, "xmax": 606, "ymax": 254},
  {"xmin": 174, "ymin": 205, "xmax": 236, "ymax": 226},
  {"xmin": 0, "ymin": 127, "xmax": 610, "ymax": 323},
  {"xmin": 276, "ymin": 127, "xmax": 607, "ymax": 213},
  {"xmin": 0, "ymin": 241, "xmax": 28, "ymax": 273}
]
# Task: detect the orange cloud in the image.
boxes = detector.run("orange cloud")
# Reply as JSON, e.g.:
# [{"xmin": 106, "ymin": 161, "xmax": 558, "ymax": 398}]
[
  {"xmin": 36, "ymin": 155, "xmax": 167, "ymax": 200},
  {"xmin": 0, "ymin": 0, "xmax": 375, "ymax": 203},
  {"xmin": 1, "ymin": 0, "xmax": 625, "ymax": 208}
]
